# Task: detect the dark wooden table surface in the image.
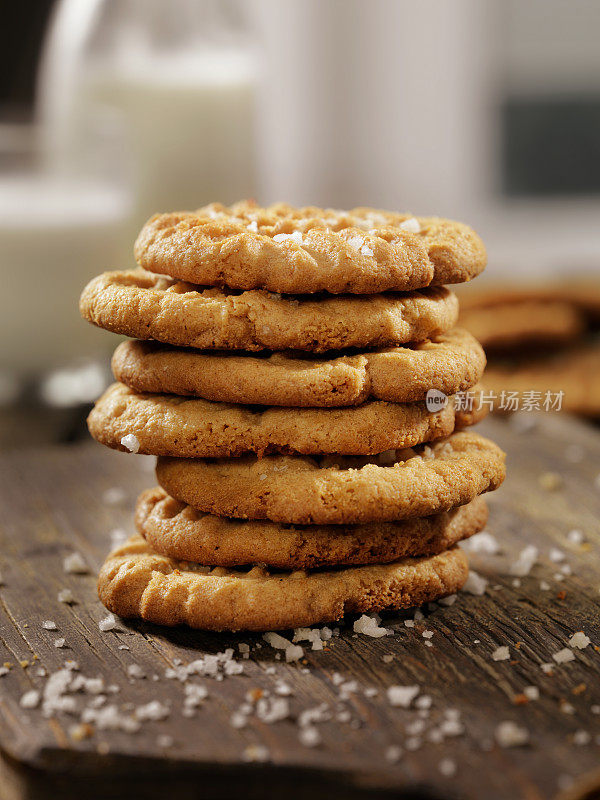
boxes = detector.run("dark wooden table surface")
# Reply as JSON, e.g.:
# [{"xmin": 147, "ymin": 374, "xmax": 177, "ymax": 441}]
[{"xmin": 0, "ymin": 412, "xmax": 599, "ymax": 800}]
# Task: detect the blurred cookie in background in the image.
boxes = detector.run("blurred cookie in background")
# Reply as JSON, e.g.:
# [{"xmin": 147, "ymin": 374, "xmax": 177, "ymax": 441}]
[{"xmin": 457, "ymin": 279, "xmax": 600, "ymax": 417}]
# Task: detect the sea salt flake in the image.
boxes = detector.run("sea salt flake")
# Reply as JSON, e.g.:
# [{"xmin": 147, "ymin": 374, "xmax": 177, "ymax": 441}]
[
  {"xmin": 461, "ymin": 531, "xmax": 500, "ymax": 554},
  {"xmin": 549, "ymin": 547, "xmax": 565, "ymax": 563},
  {"xmin": 184, "ymin": 684, "xmax": 209, "ymax": 708},
  {"xmin": 82, "ymin": 704, "xmax": 140, "ymax": 732},
  {"xmin": 346, "ymin": 235, "xmax": 364, "ymax": 251},
  {"xmin": 524, "ymin": 686, "xmax": 539, "ymax": 700},
  {"xmin": 509, "ymin": 545, "xmax": 538, "ymax": 577},
  {"xmin": 404, "ymin": 619, "xmax": 415, "ymax": 628},
  {"xmin": 573, "ymin": 730, "xmax": 591, "ymax": 746},
  {"xmin": 293, "ymin": 627, "xmax": 324, "ymax": 650},
  {"xmin": 261, "ymin": 631, "xmax": 288, "ymax": 650},
  {"xmin": 463, "ymin": 570, "xmax": 488, "ymax": 595},
  {"xmin": 20, "ymin": 690, "xmax": 41, "ymax": 709},
  {"xmin": 399, "ymin": 217, "xmax": 421, "ymax": 233},
  {"xmin": 42, "ymin": 620, "xmax": 57, "ymax": 630},
  {"xmin": 230, "ymin": 711, "xmax": 247, "ymax": 729},
  {"xmin": 99, "ymin": 613, "xmax": 118, "ymax": 632},
  {"xmin": 285, "ymin": 645, "xmax": 304, "ymax": 662},
  {"xmin": 63, "ymin": 553, "xmax": 88, "ymax": 574},
  {"xmin": 273, "ymin": 231, "xmax": 303, "ymax": 245},
  {"xmin": 415, "ymin": 695, "xmax": 432, "ymax": 710},
  {"xmin": 552, "ymin": 648, "xmax": 575, "ymax": 664},
  {"xmin": 492, "ymin": 646, "xmax": 510, "ymax": 662},
  {"xmin": 385, "ymin": 745, "xmax": 402, "ymax": 763},
  {"xmin": 568, "ymin": 632, "xmax": 591, "ymax": 649},
  {"xmin": 353, "ymin": 614, "xmax": 390, "ymax": 638},
  {"xmin": 422, "ymin": 630, "xmax": 434, "ymax": 639},
  {"xmin": 567, "ymin": 529, "xmax": 585, "ymax": 545},
  {"xmin": 387, "ymin": 685, "xmax": 419, "ymax": 708},
  {"xmin": 438, "ymin": 594, "xmax": 457, "ymax": 606},
  {"xmin": 405, "ymin": 736, "xmax": 422, "ymax": 751},
  {"xmin": 298, "ymin": 726, "xmax": 321, "ymax": 747},
  {"xmin": 439, "ymin": 758, "xmax": 456, "ymax": 777},
  {"xmin": 495, "ymin": 721, "xmax": 529, "ymax": 747},
  {"xmin": 539, "ymin": 581, "xmax": 551, "ymax": 591},
  {"xmin": 135, "ymin": 700, "xmax": 170, "ymax": 721},
  {"xmin": 58, "ymin": 588, "xmax": 75, "ymax": 604},
  {"xmin": 256, "ymin": 697, "xmax": 289, "ymax": 723},
  {"xmin": 103, "ymin": 487, "xmax": 126, "ymax": 506},
  {"xmin": 127, "ymin": 664, "xmax": 145, "ymax": 679},
  {"xmin": 54, "ymin": 638, "xmax": 66, "ymax": 648},
  {"xmin": 440, "ymin": 718, "xmax": 465, "ymax": 737},
  {"xmin": 120, "ymin": 434, "xmax": 140, "ymax": 453},
  {"xmin": 110, "ymin": 528, "xmax": 127, "ymax": 547}
]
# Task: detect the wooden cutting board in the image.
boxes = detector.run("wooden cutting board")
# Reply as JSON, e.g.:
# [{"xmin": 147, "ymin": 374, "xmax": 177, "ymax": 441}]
[{"xmin": 0, "ymin": 413, "xmax": 599, "ymax": 800}]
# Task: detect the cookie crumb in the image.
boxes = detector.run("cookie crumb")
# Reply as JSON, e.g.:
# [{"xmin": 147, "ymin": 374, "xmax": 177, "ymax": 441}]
[{"xmin": 539, "ymin": 472, "xmax": 562, "ymax": 491}]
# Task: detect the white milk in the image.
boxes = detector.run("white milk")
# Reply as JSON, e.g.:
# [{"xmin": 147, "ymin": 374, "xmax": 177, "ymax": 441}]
[
  {"xmin": 82, "ymin": 49, "xmax": 257, "ymax": 225},
  {"xmin": 0, "ymin": 177, "xmax": 130, "ymax": 376}
]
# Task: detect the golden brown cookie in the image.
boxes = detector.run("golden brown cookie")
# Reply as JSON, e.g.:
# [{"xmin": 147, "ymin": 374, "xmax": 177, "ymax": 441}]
[
  {"xmin": 483, "ymin": 343, "xmax": 600, "ymax": 417},
  {"xmin": 80, "ymin": 270, "xmax": 459, "ymax": 353},
  {"xmin": 156, "ymin": 431, "xmax": 506, "ymax": 525},
  {"xmin": 453, "ymin": 383, "xmax": 490, "ymax": 428},
  {"xmin": 136, "ymin": 487, "xmax": 488, "ymax": 569},
  {"xmin": 459, "ymin": 300, "xmax": 584, "ymax": 352},
  {"xmin": 112, "ymin": 327, "xmax": 485, "ymax": 407},
  {"xmin": 98, "ymin": 534, "xmax": 469, "ymax": 631},
  {"xmin": 134, "ymin": 201, "xmax": 486, "ymax": 294},
  {"xmin": 88, "ymin": 382, "xmax": 459, "ymax": 457}
]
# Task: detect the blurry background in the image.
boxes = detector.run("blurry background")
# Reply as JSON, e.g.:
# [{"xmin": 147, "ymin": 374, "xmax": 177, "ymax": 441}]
[{"xmin": 1, "ymin": 0, "xmax": 599, "ymax": 445}]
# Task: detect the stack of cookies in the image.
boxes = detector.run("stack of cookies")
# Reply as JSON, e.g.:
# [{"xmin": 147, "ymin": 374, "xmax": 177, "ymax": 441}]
[
  {"xmin": 80, "ymin": 202, "xmax": 506, "ymax": 632},
  {"xmin": 458, "ymin": 282, "xmax": 600, "ymax": 417}
]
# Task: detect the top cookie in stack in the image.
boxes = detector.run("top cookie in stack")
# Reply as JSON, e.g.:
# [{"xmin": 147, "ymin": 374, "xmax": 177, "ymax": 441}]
[{"xmin": 81, "ymin": 201, "xmax": 505, "ymax": 632}]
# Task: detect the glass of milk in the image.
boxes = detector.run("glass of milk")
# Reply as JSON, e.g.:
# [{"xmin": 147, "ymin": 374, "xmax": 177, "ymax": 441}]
[
  {"xmin": 38, "ymin": 0, "xmax": 259, "ymax": 230},
  {"xmin": 0, "ymin": 156, "xmax": 131, "ymax": 383}
]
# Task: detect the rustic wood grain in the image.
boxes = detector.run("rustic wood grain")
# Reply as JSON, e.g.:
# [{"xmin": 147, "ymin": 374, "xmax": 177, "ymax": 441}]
[{"xmin": 0, "ymin": 413, "xmax": 599, "ymax": 800}]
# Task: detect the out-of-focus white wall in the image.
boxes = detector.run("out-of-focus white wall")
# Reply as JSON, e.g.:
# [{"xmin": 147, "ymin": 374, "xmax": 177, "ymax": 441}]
[{"xmin": 254, "ymin": 0, "xmax": 600, "ymax": 278}]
